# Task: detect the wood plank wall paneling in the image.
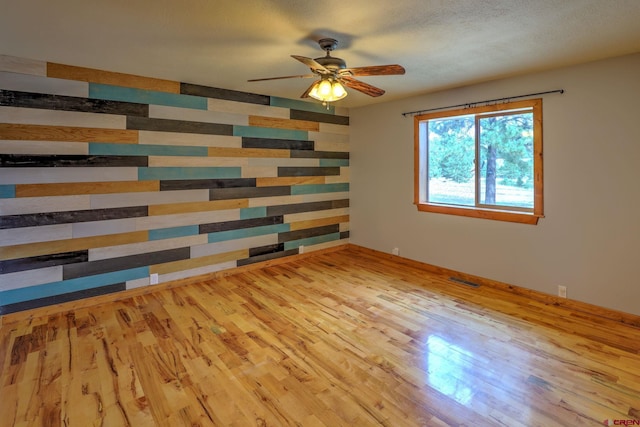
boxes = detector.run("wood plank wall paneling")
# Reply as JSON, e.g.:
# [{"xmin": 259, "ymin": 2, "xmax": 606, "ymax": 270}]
[
  {"xmin": 0, "ymin": 123, "xmax": 139, "ymax": 143},
  {"xmin": 47, "ymin": 62, "xmax": 181, "ymax": 93},
  {"xmin": 0, "ymin": 54, "xmax": 350, "ymax": 314}
]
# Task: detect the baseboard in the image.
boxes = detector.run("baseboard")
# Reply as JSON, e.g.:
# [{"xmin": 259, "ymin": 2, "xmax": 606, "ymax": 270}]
[
  {"xmin": 0, "ymin": 243, "xmax": 348, "ymax": 326},
  {"xmin": 346, "ymin": 243, "xmax": 640, "ymax": 328},
  {"xmin": 4, "ymin": 242, "xmax": 638, "ymax": 330}
]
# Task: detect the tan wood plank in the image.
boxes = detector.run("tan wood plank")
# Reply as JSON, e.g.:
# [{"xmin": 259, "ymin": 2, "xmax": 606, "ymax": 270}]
[
  {"xmin": 0, "ymin": 123, "xmax": 138, "ymax": 143},
  {"xmin": 289, "ymin": 214, "xmax": 350, "ymax": 231},
  {"xmin": 47, "ymin": 62, "xmax": 180, "ymax": 93},
  {"xmin": 150, "ymin": 249, "xmax": 249, "ymax": 275},
  {"xmin": 248, "ymin": 115, "xmax": 320, "ymax": 131},
  {"xmin": 0, "ymin": 231, "xmax": 149, "ymax": 260},
  {"xmin": 148, "ymin": 199, "xmax": 249, "ymax": 216},
  {"xmin": 207, "ymin": 146, "xmax": 290, "ymax": 158},
  {"xmin": 15, "ymin": 181, "xmax": 160, "ymax": 197},
  {"xmin": 256, "ymin": 176, "xmax": 325, "ymax": 187}
]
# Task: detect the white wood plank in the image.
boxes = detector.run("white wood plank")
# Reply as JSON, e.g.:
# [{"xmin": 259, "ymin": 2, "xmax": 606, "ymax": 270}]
[
  {"xmin": 0, "ymin": 55, "xmax": 46, "ymax": 76},
  {"xmin": 308, "ymin": 130, "xmax": 349, "ymax": 144},
  {"xmin": 72, "ymin": 218, "xmax": 138, "ymax": 238},
  {"xmin": 135, "ymin": 209, "xmax": 240, "ymax": 231},
  {"xmin": 149, "ymin": 104, "xmax": 248, "ymax": 126},
  {"xmin": 314, "ymin": 140, "xmax": 349, "ymax": 152},
  {"xmin": 158, "ymin": 260, "xmax": 237, "ymax": 283},
  {"xmin": 148, "ymin": 156, "xmax": 248, "ymax": 167},
  {"xmin": 0, "ymin": 195, "xmax": 91, "ymax": 215},
  {"xmin": 0, "ymin": 106, "xmax": 126, "ymax": 129},
  {"xmin": 190, "ymin": 234, "xmax": 277, "ymax": 258},
  {"xmin": 0, "ymin": 266, "xmax": 63, "ymax": 291},
  {"xmin": 89, "ymin": 234, "xmax": 208, "ymax": 261},
  {"xmin": 284, "ymin": 207, "xmax": 350, "ymax": 223},
  {"xmin": 0, "ymin": 140, "xmax": 89, "ymax": 155},
  {"xmin": 89, "ymin": 189, "xmax": 209, "ymax": 210},
  {"xmin": 247, "ymin": 157, "xmax": 318, "ymax": 167},
  {"xmin": 0, "ymin": 167, "xmax": 138, "ymax": 185},
  {"xmin": 0, "ymin": 71, "xmax": 88, "ymax": 97},
  {"xmin": 138, "ymin": 130, "xmax": 241, "ymax": 148},
  {"xmin": 0, "ymin": 223, "xmax": 72, "ymax": 246},
  {"xmin": 208, "ymin": 98, "xmax": 289, "ymax": 118}
]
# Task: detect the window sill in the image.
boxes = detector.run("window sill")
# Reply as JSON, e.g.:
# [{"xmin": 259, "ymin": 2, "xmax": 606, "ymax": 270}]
[{"xmin": 416, "ymin": 203, "xmax": 541, "ymax": 225}]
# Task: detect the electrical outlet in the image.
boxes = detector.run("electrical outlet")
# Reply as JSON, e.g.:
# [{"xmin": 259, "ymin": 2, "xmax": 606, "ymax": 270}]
[
  {"xmin": 299, "ymin": 245, "xmax": 305, "ymax": 254},
  {"xmin": 392, "ymin": 247, "xmax": 400, "ymax": 256},
  {"xmin": 558, "ymin": 285, "xmax": 567, "ymax": 298},
  {"xmin": 150, "ymin": 273, "xmax": 159, "ymax": 285}
]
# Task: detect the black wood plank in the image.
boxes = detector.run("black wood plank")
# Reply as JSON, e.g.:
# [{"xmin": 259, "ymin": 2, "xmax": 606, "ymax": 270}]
[
  {"xmin": 278, "ymin": 225, "xmax": 340, "ymax": 243},
  {"xmin": 0, "ymin": 154, "xmax": 147, "ymax": 167},
  {"xmin": 0, "ymin": 206, "xmax": 148, "ymax": 229},
  {"xmin": 290, "ymin": 150, "xmax": 349, "ymax": 159},
  {"xmin": 0, "ymin": 89, "xmax": 149, "ymax": 116},
  {"xmin": 126, "ymin": 116, "xmax": 233, "ymax": 136},
  {"xmin": 290, "ymin": 109, "xmax": 349, "ymax": 125},
  {"xmin": 160, "ymin": 178, "xmax": 256, "ymax": 191},
  {"xmin": 237, "ymin": 249, "xmax": 298, "ymax": 267},
  {"xmin": 248, "ymin": 243, "xmax": 285, "ymax": 257},
  {"xmin": 180, "ymin": 83, "xmax": 270, "ymax": 105},
  {"xmin": 62, "ymin": 248, "xmax": 190, "ymax": 280},
  {"xmin": 199, "ymin": 215, "xmax": 284, "ymax": 234},
  {"xmin": 209, "ymin": 186, "xmax": 290, "ymax": 200},
  {"xmin": 278, "ymin": 166, "xmax": 341, "ymax": 176},
  {"xmin": 242, "ymin": 137, "xmax": 314, "ymax": 151},
  {"xmin": 0, "ymin": 283, "xmax": 125, "ymax": 315},
  {"xmin": 0, "ymin": 251, "xmax": 89, "ymax": 274},
  {"xmin": 266, "ymin": 199, "xmax": 349, "ymax": 216}
]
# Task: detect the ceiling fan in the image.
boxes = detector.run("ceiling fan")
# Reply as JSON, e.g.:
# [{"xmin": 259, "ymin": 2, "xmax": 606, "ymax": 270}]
[{"xmin": 248, "ymin": 38, "xmax": 405, "ymax": 105}]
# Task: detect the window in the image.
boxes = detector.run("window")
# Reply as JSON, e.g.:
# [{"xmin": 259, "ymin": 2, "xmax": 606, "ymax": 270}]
[{"xmin": 414, "ymin": 98, "xmax": 543, "ymax": 224}]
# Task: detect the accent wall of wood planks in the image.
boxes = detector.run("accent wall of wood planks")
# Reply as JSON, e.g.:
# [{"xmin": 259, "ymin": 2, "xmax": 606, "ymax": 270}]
[{"xmin": 0, "ymin": 55, "xmax": 350, "ymax": 315}]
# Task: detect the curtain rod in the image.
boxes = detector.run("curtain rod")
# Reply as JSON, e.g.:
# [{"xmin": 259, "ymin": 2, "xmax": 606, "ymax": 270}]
[{"xmin": 401, "ymin": 89, "xmax": 564, "ymax": 117}]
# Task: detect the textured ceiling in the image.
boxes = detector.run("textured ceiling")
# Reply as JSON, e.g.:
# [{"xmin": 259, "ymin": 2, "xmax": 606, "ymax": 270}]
[{"xmin": 1, "ymin": 0, "xmax": 640, "ymax": 108}]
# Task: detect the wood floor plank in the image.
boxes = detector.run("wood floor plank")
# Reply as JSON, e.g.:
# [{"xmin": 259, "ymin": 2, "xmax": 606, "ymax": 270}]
[{"xmin": 1, "ymin": 246, "xmax": 640, "ymax": 426}]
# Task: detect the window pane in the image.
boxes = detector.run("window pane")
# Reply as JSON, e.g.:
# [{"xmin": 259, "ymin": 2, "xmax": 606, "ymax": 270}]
[
  {"xmin": 427, "ymin": 116, "xmax": 475, "ymax": 206},
  {"xmin": 478, "ymin": 112, "xmax": 534, "ymax": 209}
]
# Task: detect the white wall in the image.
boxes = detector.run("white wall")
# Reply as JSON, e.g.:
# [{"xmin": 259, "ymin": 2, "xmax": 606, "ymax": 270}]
[{"xmin": 350, "ymin": 52, "xmax": 640, "ymax": 316}]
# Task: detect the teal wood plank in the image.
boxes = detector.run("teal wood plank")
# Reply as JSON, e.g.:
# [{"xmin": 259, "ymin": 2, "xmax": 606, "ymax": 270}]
[
  {"xmin": 270, "ymin": 96, "xmax": 335, "ymax": 114},
  {"xmin": 284, "ymin": 232, "xmax": 341, "ymax": 250},
  {"xmin": 208, "ymin": 223, "xmax": 289, "ymax": 243},
  {"xmin": 149, "ymin": 225, "xmax": 200, "ymax": 241},
  {"xmin": 291, "ymin": 183, "xmax": 350, "ymax": 195},
  {"xmin": 138, "ymin": 167, "xmax": 241, "ymax": 180},
  {"xmin": 89, "ymin": 142, "xmax": 208, "ymax": 157},
  {"xmin": 0, "ymin": 185, "xmax": 15, "ymax": 198},
  {"xmin": 320, "ymin": 159, "xmax": 350, "ymax": 167},
  {"xmin": 89, "ymin": 83, "xmax": 207, "ymax": 110},
  {"xmin": 0, "ymin": 266, "xmax": 149, "ymax": 305},
  {"xmin": 240, "ymin": 207, "xmax": 267, "ymax": 219},
  {"xmin": 233, "ymin": 125, "xmax": 308, "ymax": 141}
]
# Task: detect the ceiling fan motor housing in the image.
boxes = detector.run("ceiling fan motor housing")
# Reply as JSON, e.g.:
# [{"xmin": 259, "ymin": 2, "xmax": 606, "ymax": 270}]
[{"xmin": 315, "ymin": 56, "xmax": 346, "ymax": 71}]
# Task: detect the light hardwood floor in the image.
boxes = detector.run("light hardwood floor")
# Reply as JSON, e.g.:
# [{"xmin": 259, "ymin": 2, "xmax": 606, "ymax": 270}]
[{"xmin": 1, "ymin": 245, "xmax": 639, "ymax": 426}]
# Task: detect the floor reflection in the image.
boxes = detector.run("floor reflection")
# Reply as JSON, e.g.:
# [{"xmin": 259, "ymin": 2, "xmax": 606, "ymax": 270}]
[{"xmin": 426, "ymin": 335, "xmax": 475, "ymax": 405}]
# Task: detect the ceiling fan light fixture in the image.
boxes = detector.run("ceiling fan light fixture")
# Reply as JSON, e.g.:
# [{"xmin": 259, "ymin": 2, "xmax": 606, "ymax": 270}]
[{"xmin": 309, "ymin": 77, "xmax": 347, "ymax": 103}]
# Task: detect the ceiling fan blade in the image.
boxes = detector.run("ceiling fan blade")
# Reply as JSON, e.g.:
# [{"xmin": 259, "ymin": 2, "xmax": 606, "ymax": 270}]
[
  {"xmin": 343, "ymin": 64, "xmax": 406, "ymax": 76},
  {"xmin": 248, "ymin": 74, "xmax": 315, "ymax": 82},
  {"xmin": 340, "ymin": 76, "xmax": 385, "ymax": 97},
  {"xmin": 291, "ymin": 55, "xmax": 330, "ymax": 74}
]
